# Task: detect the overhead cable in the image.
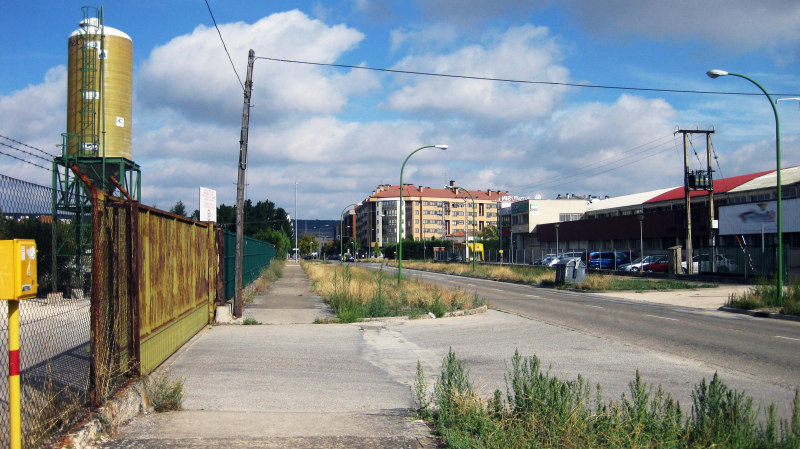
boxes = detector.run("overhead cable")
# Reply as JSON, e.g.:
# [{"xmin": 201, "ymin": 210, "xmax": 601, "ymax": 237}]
[
  {"xmin": 0, "ymin": 134, "xmax": 57, "ymax": 158},
  {"xmin": 256, "ymin": 57, "xmax": 800, "ymax": 97},
  {"xmin": 204, "ymin": 0, "xmax": 244, "ymax": 90}
]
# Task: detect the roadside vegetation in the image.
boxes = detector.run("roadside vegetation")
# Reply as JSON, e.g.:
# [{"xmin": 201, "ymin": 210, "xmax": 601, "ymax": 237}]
[
  {"xmin": 392, "ymin": 260, "xmax": 718, "ymax": 292},
  {"xmin": 243, "ymin": 259, "xmax": 285, "ymax": 306},
  {"xmin": 144, "ymin": 370, "xmax": 184, "ymax": 413},
  {"xmin": 416, "ymin": 349, "xmax": 800, "ymax": 448},
  {"xmin": 726, "ymin": 276, "xmax": 800, "ymax": 316},
  {"xmin": 303, "ymin": 261, "xmax": 484, "ymax": 323}
]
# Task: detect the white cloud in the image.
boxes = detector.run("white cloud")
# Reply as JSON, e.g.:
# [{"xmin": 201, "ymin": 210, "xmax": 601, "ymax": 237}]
[
  {"xmin": 137, "ymin": 10, "xmax": 373, "ymax": 124},
  {"xmin": 385, "ymin": 25, "xmax": 571, "ymax": 125}
]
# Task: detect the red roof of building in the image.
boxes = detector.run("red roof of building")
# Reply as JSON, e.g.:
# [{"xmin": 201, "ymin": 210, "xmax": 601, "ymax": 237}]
[
  {"xmin": 368, "ymin": 184, "xmax": 507, "ymax": 201},
  {"xmin": 644, "ymin": 170, "xmax": 774, "ymax": 203}
]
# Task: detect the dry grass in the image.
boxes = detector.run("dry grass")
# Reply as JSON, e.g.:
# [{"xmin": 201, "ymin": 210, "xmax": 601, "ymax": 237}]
[
  {"xmin": 303, "ymin": 261, "xmax": 483, "ymax": 322},
  {"xmin": 392, "ymin": 260, "xmax": 717, "ymax": 291},
  {"xmin": 243, "ymin": 259, "xmax": 285, "ymax": 306}
]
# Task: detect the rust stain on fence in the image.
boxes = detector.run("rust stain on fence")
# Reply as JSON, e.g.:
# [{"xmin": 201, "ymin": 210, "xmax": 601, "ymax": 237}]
[{"xmin": 135, "ymin": 204, "xmax": 216, "ymax": 374}]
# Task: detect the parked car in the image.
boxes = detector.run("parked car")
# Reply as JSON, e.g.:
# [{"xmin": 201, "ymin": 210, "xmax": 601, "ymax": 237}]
[
  {"xmin": 551, "ymin": 252, "xmax": 585, "ymax": 265},
  {"xmin": 586, "ymin": 251, "xmax": 631, "ymax": 270},
  {"xmin": 531, "ymin": 254, "xmax": 557, "ymax": 266},
  {"xmin": 682, "ymin": 254, "xmax": 737, "ymax": 274},
  {"xmin": 641, "ymin": 255, "xmax": 672, "ymax": 273},
  {"xmin": 344, "ymin": 254, "xmax": 355, "ymax": 262},
  {"xmin": 449, "ymin": 254, "xmax": 464, "ymax": 262},
  {"xmin": 620, "ymin": 254, "xmax": 664, "ymax": 272}
]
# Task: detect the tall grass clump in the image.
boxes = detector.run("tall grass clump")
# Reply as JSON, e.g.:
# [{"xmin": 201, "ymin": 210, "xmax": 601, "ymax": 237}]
[
  {"xmin": 144, "ymin": 370, "xmax": 184, "ymax": 412},
  {"xmin": 303, "ymin": 262, "xmax": 482, "ymax": 322},
  {"xmin": 727, "ymin": 276, "xmax": 800, "ymax": 316},
  {"xmin": 414, "ymin": 349, "xmax": 800, "ymax": 448}
]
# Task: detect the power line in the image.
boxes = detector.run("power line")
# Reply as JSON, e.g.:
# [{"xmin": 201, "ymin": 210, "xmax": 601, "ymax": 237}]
[
  {"xmin": 0, "ymin": 141, "xmax": 52, "ymax": 163},
  {"xmin": 203, "ymin": 0, "xmax": 244, "ymax": 90},
  {"xmin": 0, "ymin": 149, "xmax": 53, "ymax": 172},
  {"xmin": 511, "ymin": 142, "xmax": 686, "ymax": 196},
  {"xmin": 508, "ymin": 135, "xmax": 689, "ymax": 195},
  {"xmin": 256, "ymin": 57, "xmax": 800, "ymax": 97},
  {"xmin": 507, "ymin": 133, "xmax": 675, "ymax": 192},
  {"xmin": 0, "ymin": 134, "xmax": 57, "ymax": 158}
]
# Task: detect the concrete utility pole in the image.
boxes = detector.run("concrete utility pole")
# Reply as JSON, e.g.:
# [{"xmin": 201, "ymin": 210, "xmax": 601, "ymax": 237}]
[{"xmin": 234, "ymin": 49, "xmax": 255, "ymax": 318}]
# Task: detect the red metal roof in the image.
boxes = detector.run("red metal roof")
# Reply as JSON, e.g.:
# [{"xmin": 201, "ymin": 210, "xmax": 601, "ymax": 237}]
[{"xmin": 644, "ymin": 170, "xmax": 774, "ymax": 203}]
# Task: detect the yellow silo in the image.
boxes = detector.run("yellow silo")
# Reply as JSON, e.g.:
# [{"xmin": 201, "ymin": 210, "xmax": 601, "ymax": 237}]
[{"xmin": 66, "ymin": 17, "xmax": 132, "ymax": 160}]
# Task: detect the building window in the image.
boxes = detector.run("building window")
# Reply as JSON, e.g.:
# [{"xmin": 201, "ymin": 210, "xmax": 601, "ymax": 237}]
[{"xmin": 415, "ymin": 210, "xmax": 419, "ymax": 215}]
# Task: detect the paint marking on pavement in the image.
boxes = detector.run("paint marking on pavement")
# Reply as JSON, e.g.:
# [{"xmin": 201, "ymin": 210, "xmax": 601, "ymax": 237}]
[
  {"xmin": 584, "ymin": 304, "xmax": 604, "ymax": 309},
  {"xmin": 526, "ymin": 294, "xmax": 539, "ymax": 298},
  {"xmin": 775, "ymin": 336, "xmax": 800, "ymax": 342},
  {"xmin": 645, "ymin": 314, "xmax": 678, "ymax": 321}
]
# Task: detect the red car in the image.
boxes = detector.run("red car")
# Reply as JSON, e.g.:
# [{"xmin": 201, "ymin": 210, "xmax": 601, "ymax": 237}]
[{"xmin": 641, "ymin": 255, "xmax": 670, "ymax": 273}]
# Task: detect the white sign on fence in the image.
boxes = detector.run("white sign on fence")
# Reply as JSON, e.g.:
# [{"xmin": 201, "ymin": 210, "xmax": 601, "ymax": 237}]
[
  {"xmin": 199, "ymin": 187, "xmax": 217, "ymax": 222},
  {"xmin": 719, "ymin": 198, "xmax": 800, "ymax": 235}
]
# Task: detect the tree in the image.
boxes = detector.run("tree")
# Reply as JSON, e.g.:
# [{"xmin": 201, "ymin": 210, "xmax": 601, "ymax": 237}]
[
  {"xmin": 254, "ymin": 228, "xmax": 291, "ymax": 260},
  {"xmin": 298, "ymin": 233, "xmax": 318, "ymax": 255},
  {"xmin": 373, "ymin": 241, "xmax": 381, "ymax": 257},
  {"xmin": 169, "ymin": 200, "xmax": 187, "ymax": 217}
]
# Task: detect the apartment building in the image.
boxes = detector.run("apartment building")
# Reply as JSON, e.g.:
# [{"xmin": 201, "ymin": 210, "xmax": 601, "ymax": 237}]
[{"xmin": 355, "ymin": 181, "xmax": 508, "ymax": 250}]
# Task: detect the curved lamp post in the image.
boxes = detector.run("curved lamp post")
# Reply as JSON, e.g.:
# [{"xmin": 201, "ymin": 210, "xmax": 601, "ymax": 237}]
[
  {"xmin": 398, "ymin": 144, "xmax": 448, "ymax": 284},
  {"xmin": 451, "ymin": 185, "xmax": 477, "ymax": 272},
  {"xmin": 340, "ymin": 203, "xmax": 358, "ymax": 265},
  {"xmin": 707, "ymin": 70, "xmax": 783, "ymax": 305}
]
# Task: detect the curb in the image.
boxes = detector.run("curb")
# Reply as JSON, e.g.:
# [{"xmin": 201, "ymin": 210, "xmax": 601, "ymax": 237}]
[
  {"xmin": 360, "ymin": 305, "xmax": 489, "ymax": 322},
  {"xmin": 718, "ymin": 306, "xmax": 800, "ymax": 323},
  {"xmin": 58, "ymin": 380, "xmax": 153, "ymax": 448}
]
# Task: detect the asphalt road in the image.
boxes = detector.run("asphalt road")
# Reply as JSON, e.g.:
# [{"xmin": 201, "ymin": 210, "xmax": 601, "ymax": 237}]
[{"xmin": 370, "ymin": 264, "xmax": 800, "ymax": 392}]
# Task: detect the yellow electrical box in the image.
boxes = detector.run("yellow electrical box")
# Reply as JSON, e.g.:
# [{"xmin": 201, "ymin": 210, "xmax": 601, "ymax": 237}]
[{"xmin": 0, "ymin": 239, "xmax": 38, "ymax": 300}]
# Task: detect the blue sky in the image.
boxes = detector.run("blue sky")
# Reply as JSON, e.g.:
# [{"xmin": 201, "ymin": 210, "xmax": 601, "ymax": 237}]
[{"xmin": 2, "ymin": 0, "xmax": 799, "ymax": 219}]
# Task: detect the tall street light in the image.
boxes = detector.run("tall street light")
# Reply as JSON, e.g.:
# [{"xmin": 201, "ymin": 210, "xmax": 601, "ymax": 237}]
[
  {"xmin": 340, "ymin": 203, "xmax": 359, "ymax": 265},
  {"xmin": 554, "ymin": 223, "xmax": 560, "ymax": 256},
  {"xmin": 451, "ymin": 185, "xmax": 477, "ymax": 273},
  {"xmin": 707, "ymin": 70, "xmax": 783, "ymax": 304},
  {"xmin": 397, "ymin": 144, "xmax": 448, "ymax": 284},
  {"xmin": 317, "ymin": 224, "xmax": 330, "ymax": 259},
  {"xmin": 637, "ymin": 214, "xmax": 644, "ymax": 268}
]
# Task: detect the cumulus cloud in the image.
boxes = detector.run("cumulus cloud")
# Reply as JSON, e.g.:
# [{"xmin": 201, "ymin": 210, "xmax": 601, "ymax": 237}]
[
  {"xmin": 385, "ymin": 25, "xmax": 571, "ymax": 126},
  {"xmin": 137, "ymin": 10, "xmax": 376, "ymax": 124}
]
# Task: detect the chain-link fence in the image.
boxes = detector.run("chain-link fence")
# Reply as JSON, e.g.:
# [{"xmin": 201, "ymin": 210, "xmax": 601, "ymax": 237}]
[
  {"xmin": 224, "ymin": 231, "xmax": 277, "ymax": 302},
  {"xmin": 0, "ymin": 173, "xmax": 92, "ymax": 448}
]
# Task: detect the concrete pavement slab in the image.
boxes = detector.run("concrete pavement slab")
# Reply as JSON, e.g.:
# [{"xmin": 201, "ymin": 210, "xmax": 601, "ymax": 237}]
[{"xmin": 243, "ymin": 263, "xmax": 334, "ymax": 324}]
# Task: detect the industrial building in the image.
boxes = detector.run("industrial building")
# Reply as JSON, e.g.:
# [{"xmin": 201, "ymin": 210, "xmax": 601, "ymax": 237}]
[{"xmin": 511, "ymin": 166, "xmax": 800, "ymax": 269}]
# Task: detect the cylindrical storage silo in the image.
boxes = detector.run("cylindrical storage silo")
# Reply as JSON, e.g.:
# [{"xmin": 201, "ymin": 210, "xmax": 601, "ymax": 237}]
[{"xmin": 66, "ymin": 17, "xmax": 132, "ymax": 160}]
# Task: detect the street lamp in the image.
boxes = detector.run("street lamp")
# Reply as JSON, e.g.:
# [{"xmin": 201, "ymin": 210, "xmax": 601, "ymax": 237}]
[
  {"xmin": 637, "ymin": 214, "xmax": 644, "ymax": 269},
  {"xmin": 707, "ymin": 70, "xmax": 783, "ymax": 305},
  {"xmin": 554, "ymin": 223, "xmax": 560, "ymax": 256},
  {"xmin": 398, "ymin": 144, "xmax": 448, "ymax": 284},
  {"xmin": 340, "ymin": 203, "xmax": 359, "ymax": 265},
  {"xmin": 451, "ymin": 185, "xmax": 477, "ymax": 272}
]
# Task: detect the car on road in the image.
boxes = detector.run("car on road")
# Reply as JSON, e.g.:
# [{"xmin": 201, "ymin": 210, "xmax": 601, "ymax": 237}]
[
  {"xmin": 344, "ymin": 254, "xmax": 355, "ymax": 262},
  {"xmin": 586, "ymin": 251, "xmax": 631, "ymax": 270},
  {"xmin": 682, "ymin": 254, "xmax": 737, "ymax": 274},
  {"xmin": 620, "ymin": 254, "xmax": 665, "ymax": 272}
]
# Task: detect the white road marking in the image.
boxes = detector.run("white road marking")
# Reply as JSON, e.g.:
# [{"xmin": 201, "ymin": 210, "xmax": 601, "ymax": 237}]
[
  {"xmin": 645, "ymin": 314, "xmax": 678, "ymax": 321},
  {"xmin": 584, "ymin": 304, "xmax": 604, "ymax": 309},
  {"xmin": 526, "ymin": 294, "xmax": 539, "ymax": 298},
  {"xmin": 775, "ymin": 336, "xmax": 800, "ymax": 342}
]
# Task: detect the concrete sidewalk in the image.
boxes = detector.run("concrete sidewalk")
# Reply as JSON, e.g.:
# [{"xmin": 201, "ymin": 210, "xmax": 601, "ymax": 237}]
[
  {"xmin": 591, "ymin": 283, "xmax": 752, "ymax": 310},
  {"xmin": 243, "ymin": 263, "xmax": 335, "ymax": 324},
  {"xmin": 101, "ymin": 263, "xmax": 436, "ymax": 448}
]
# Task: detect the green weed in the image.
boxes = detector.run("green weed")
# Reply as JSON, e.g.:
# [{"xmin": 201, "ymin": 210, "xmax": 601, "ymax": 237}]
[{"xmin": 144, "ymin": 371, "xmax": 184, "ymax": 412}]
